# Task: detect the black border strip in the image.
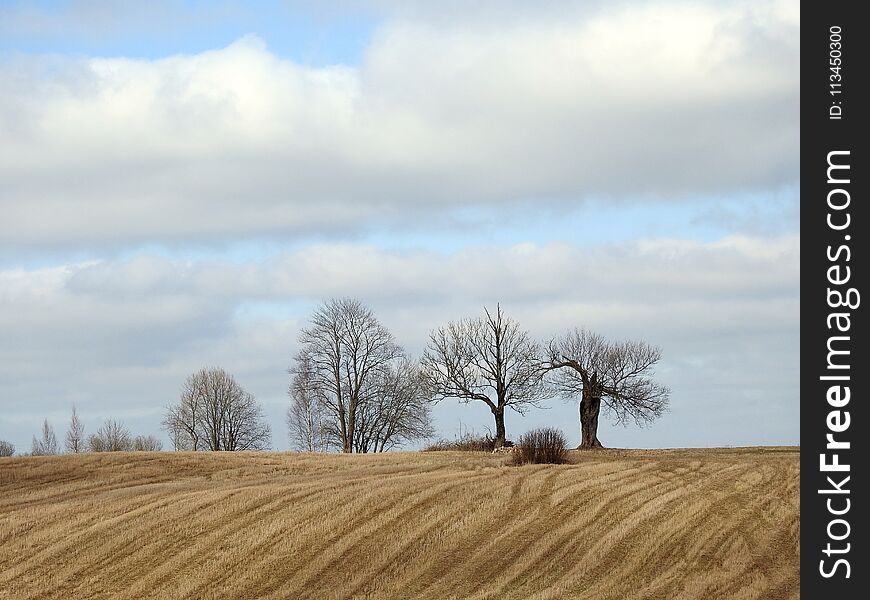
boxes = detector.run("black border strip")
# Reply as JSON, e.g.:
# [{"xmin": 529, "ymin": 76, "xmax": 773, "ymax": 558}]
[{"xmin": 802, "ymin": 2, "xmax": 867, "ymax": 595}]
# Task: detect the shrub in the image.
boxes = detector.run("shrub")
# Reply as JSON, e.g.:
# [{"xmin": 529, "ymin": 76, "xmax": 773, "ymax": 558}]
[
  {"xmin": 0, "ymin": 440, "xmax": 14, "ymax": 457},
  {"xmin": 133, "ymin": 435, "xmax": 163, "ymax": 452},
  {"xmin": 424, "ymin": 431, "xmax": 510, "ymax": 452},
  {"xmin": 512, "ymin": 427, "xmax": 568, "ymax": 465},
  {"xmin": 87, "ymin": 420, "xmax": 133, "ymax": 452}
]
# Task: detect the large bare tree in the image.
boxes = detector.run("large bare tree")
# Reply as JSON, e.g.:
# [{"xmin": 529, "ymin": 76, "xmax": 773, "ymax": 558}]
[
  {"xmin": 65, "ymin": 405, "xmax": 85, "ymax": 453},
  {"xmin": 294, "ymin": 298, "xmax": 403, "ymax": 453},
  {"xmin": 547, "ymin": 329, "xmax": 670, "ymax": 449},
  {"xmin": 422, "ymin": 305, "xmax": 550, "ymax": 448},
  {"xmin": 31, "ymin": 419, "xmax": 58, "ymax": 456},
  {"xmin": 163, "ymin": 368, "xmax": 271, "ymax": 451}
]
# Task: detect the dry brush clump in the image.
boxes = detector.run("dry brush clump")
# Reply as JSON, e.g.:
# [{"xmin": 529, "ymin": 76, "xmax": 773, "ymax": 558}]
[
  {"xmin": 512, "ymin": 427, "xmax": 569, "ymax": 465},
  {"xmin": 423, "ymin": 431, "xmax": 506, "ymax": 452}
]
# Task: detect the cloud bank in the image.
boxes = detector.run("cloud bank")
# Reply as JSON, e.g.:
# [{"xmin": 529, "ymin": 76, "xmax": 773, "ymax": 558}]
[
  {"xmin": 0, "ymin": 0, "xmax": 799, "ymax": 452},
  {"xmin": 1, "ymin": 0, "xmax": 798, "ymax": 249},
  {"xmin": 0, "ymin": 234, "xmax": 799, "ymax": 449}
]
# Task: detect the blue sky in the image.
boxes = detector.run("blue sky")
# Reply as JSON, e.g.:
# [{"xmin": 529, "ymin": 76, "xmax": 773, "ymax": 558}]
[
  {"xmin": 0, "ymin": 0, "xmax": 800, "ymax": 453},
  {"xmin": 0, "ymin": 1, "xmax": 377, "ymax": 64}
]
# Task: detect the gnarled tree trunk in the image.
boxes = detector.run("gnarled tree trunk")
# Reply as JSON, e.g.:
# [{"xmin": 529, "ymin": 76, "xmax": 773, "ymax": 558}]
[
  {"xmin": 578, "ymin": 394, "xmax": 604, "ymax": 449},
  {"xmin": 493, "ymin": 406, "xmax": 507, "ymax": 448}
]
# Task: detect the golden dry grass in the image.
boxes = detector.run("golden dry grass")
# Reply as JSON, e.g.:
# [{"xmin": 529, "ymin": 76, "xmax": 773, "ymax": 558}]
[{"xmin": 0, "ymin": 447, "xmax": 799, "ymax": 600}]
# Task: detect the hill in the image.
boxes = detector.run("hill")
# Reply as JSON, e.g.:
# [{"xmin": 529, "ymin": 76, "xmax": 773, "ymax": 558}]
[{"xmin": 0, "ymin": 447, "xmax": 799, "ymax": 599}]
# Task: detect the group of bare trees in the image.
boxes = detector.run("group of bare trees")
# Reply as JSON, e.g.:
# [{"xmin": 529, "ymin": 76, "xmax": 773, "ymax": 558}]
[
  {"xmin": 289, "ymin": 299, "xmax": 670, "ymax": 452},
  {"xmin": 8, "ymin": 368, "xmax": 273, "ymax": 457},
  {"xmin": 86, "ymin": 420, "xmax": 162, "ymax": 452},
  {"xmin": 5, "ymin": 300, "xmax": 669, "ymax": 458},
  {"xmin": 163, "ymin": 367, "xmax": 271, "ymax": 451},
  {"xmin": 24, "ymin": 408, "xmax": 163, "ymax": 456},
  {"xmin": 421, "ymin": 304, "xmax": 669, "ymax": 449},
  {"xmin": 30, "ymin": 419, "xmax": 59, "ymax": 456},
  {"xmin": 288, "ymin": 299, "xmax": 434, "ymax": 453}
]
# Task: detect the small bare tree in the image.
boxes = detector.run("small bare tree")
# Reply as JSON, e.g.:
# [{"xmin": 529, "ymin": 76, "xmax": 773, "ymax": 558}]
[
  {"xmin": 0, "ymin": 440, "xmax": 14, "ymax": 457},
  {"xmin": 86, "ymin": 434, "xmax": 105, "ymax": 452},
  {"xmin": 547, "ymin": 329, "xmax": 670, "ymax": 449},
  {"xmin": 31, "ymin": 419, "xmax": 59, "ymax": 456},
  {"xmin": 65, "ymin": 405, "xmax": 85, "ymax": 453},
  {"xmin": 133, "ymin": 435, "xmax": 163, "ymax": 451},
  {"xmin": 422, "ymin": 305, "xmax": 551, "ymax": 448},
  {"xmin": 287, "ymin": 354, "xmax": 331, "ymax": 452},
  {"xmin": 88, "ymin": 420, "xmax": 133, "ymax": 452},
  {"xmin": 295, "ymin": 298, "xmax": 403, "ymax": 453},
  {"xmin": 163, "ymin": 367, "xmax": 271, "ymax": 451}
]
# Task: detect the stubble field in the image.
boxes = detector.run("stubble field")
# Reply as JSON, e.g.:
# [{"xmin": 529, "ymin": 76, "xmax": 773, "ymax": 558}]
[{"xmin": 0, "ymin": 447, "xmax": 799, "ymax": 600}]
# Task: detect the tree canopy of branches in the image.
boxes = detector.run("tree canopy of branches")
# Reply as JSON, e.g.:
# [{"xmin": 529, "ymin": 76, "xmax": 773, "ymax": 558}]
[
  {"xmin": 353, "ymin": 358, "xmax": 435, "ymax": 453},
  {"xmin": 88, "ymin": 419, "xmax": 133, "ymax": 452},
  {"xmin": 163, "ymin": 367, "xmax": 271, "ymax": 451},
  {"xmin": 0, "ymin": 440, "xmax": 14, "ymax": 457},
  {"xmin": 65, "ymin": 405, "xmax": 85, "ymax": 453},
  {"xmin": 293, "ymin": 298, "xmax": 406, "ymax": 453},
  {"xmin": 547, "ymin": 329, "xmax": 670, "ymax": 449},
  {"xmin": 421, "ymin": 305, "xmax": 550, "ymax": 448},
  {"xmin": 31, "ymin": 419, "xmax": 58, "ymax": 456}
]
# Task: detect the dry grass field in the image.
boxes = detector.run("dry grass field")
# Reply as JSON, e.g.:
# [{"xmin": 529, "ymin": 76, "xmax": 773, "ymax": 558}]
[{"xmin": 0, "ymin": 447, "xmax": 799, "ymax": 600}]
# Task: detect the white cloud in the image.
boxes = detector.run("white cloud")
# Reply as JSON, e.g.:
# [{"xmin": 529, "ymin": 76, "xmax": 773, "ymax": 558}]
[{"xmin": 0, "ymin": 0, "xmax": 798, "ymax": 249}]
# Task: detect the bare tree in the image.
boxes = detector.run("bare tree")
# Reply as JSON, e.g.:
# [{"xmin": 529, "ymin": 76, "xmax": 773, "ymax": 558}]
[
  {"xmin": 0, "ymin": 440, "xmax": 14, "ymax": 457},
  {"xmin": 31, "ymin": 419, "xmax": 59, "ymax": 456},
  {"xmin": 295, "ymin": 298, "xmax": 403, "ymax": 453},
  {"xmin": 547, "ymin": 329, "xmax": 670, "ymax": 449},
  {"xmin": 65, "ymin": 405, "xmax": 85, "ymax": 453},
  {"xmin": 353, "ymin": 358, "xmax": 435, "ymax": 453},
  {"xmin": 287, "ymin": 354, "xmax": 331, "ymax": 452},
  {"xmin": 133, "ymin": 435, "xmax": 163, "ymax": 451},
  {"xmin": 422, "ymin": 305, "xmax": 550, "ymax": 448},
  {"xmin": 86, "ymin": 434, "xmax": 106, "ymax": 452},
  {"xmin": 88, "ymin": 420, "xmax": 133, "ymax": 452},
  {"xmin": 163, "ymin": 367, "xmax": 271, "ymax": 451}
]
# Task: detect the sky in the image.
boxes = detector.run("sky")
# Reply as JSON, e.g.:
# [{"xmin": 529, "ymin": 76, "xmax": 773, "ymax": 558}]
[{"xmin": 0, "ymin": 0, "xmax": 800, "ymax": 453}]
